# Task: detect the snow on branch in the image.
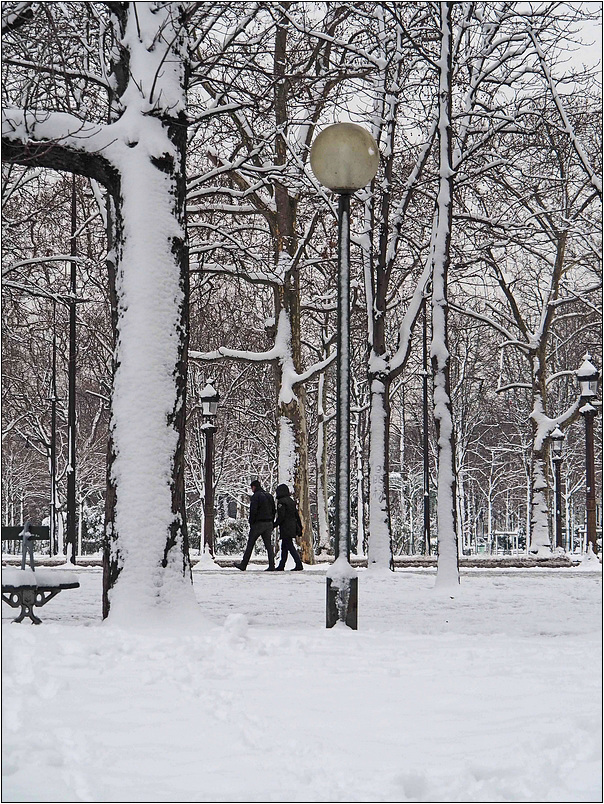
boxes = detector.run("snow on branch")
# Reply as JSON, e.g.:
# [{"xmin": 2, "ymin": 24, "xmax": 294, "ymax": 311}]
[
  {"xmin": 278, "ymin": 5, "xmax": 386, "ymax": 70},
  {"xmin": 3, "ymin": 56, "xmax": 111, "ymax": 91},
  {"xmin": 390, "ymin": 258, "xmax": 433, "ymax": 375},
  {"xmin": 199, "ymin": 149, "xmax": 277, "ymax": 215},
  {"xmin": 531, "ymin": 396, "xmax": 581, "ymax": 451},
  {"xmin": 529, "ymin": 30, "xmax": 602, "ymax": 200},
  {"xmin": 293, "ymin": 350, "xmax": 337, "ymax": 387},
  {"xmin": 447, "ymin": 302, "xmax": 527, "ymax": 349},
  {"xmin": 3, "ymin": 254, "xmax": 87, "ymax": 277},
  {"xmin": 1, "ymin": 107, "xmax": 117, "ymax": 188},
  {"xmin": 190, "ymin": 310, "xmax": 336, "ymax": 404},
  {"xmin": 187, "ymin": 203, "xmax": 263, "ymax": 216},
  {"xmin": 545, "ymin": 369, "xmax": 579, "ymax": 387},
  {"xmin": 386, "ymin": 122, "xmax": 437, "ymax": 272},
  {"xmin": 1, "ymin": 412, "xmax": 31, "ymax": 442},
  {"xmin": 189, "ymin": 5, "xmax": 264, "ymax": 66},
  {"xmin": 496, "ymin": 381, "xmax": 533, "ymax": 393},
  {"xmin": 1, "ymin": 166, "xmax": 44, "ymax": 202},
  {"xmin": 1, "ymin": 2, "xmax": 33, "ymax": 33},
  {"xmin": 3, "ymin": 107, "xmax": 107, "ymax": 150},
  {"xmin": 193, "ymin": 261, "xmax": 282, "ymax": 287},
  {"xmin": 550, "ymin": 280, "xmax": 603, "ymax": 308}
]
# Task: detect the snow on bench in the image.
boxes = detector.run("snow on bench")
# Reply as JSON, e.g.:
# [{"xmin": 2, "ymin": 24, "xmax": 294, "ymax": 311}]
[{"xmin": 2, "ymin": 525, "xmax": 80, "ymax": 624}]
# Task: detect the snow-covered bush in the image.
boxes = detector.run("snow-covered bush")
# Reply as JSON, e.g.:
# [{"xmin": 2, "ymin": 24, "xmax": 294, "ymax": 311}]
[{"xmin": 215, "ymin": 518, "xmax": 248, "ymax": 555}]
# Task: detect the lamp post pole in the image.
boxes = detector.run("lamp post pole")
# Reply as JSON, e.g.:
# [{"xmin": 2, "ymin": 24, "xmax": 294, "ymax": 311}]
[
  {"xmin": 335, "ymin": 191, "xmax": 352, "ymax": 568},
  {"xmin": 199, "ymin": 382, "xmax": 219, "ymax": 557},
  {"xmin": 49, "ymin": 299, "xmax": 58, "ymax": 557},
  {"xmin": 310, "ymin": 122, "xmax": 379, "ymax": 630},
  {"xmin": 203, "ymin": 423, "xmax": 216, "ymax": 556},
  {"xmin": 583, "ymin": 405, "xmax": 597, "ymax": 554},
  {"xmin": 66, "ymin": 175, "xmax": 77, "ymax": 564},
  {"xmin": 550, "ymin": 428, "xmax": 565, "ymax": 550},
  {"xmin": 576, "ymin": 354, "xmax": 600, "ymax": 556},
  {"xmin": 554, "ymin": 456, "xmax": 563, "ymax": 550}
]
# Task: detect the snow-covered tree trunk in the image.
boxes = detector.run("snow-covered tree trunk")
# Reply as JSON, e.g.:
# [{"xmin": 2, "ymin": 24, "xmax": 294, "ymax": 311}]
[
  {"xmin": 367, "ymin": 371, "xmax": 393, "ymax": 569},
  {"xmin": 358, "ymin": 5, "xmax": 439, "ymax": 571},
  {"xmin": 264, "ymin": 12, "xmax": 315, "ymax": 562},
  {"xmin": 431, "ymin": 2, "xmax": 459, "ymax": 588},
  {"xmin": 353, "ymin": 409, "xmax": 366, "ymax": 557},
  {"xmin": 528, "ymin": 354, "xmax": 553, "ymax": 555},
  {"xmin": 2, "ymin": 3, "xmax": 196, "ymax": 620},
  {"xmin": 57, "ymin": 514, "xmax": 65, "ymax": 557},
  {"xmin": 104, "ymin": 4, "xmax": 193, "ymax": 618},
  {"xmin": 315, "ymin": 368, "xmax": 330, "ymax": 554},
  {"xmin": 529, "ymin": 449, "xmax": 551, "ymax": 555},
  {"xmin": 103, "ymin": 3, "xmax": 194, "ymax": 618},
  {"xmin": 363, "ymin": 28, "xmax": 399, "ymax": 572},
  {"xmin": 273, "ymin": 252, "xmax": 314, "ymax": 564},
  {"xmin": 456, "ymin": 464, "xmax": 467, "ymax": 556},
  {"xmin": 364, "ymin": 201, "xmax": 394, "ymax": 567},
  {"xmin": 525, "ymin": 231, "xmax": 571, "ymax": 556}
]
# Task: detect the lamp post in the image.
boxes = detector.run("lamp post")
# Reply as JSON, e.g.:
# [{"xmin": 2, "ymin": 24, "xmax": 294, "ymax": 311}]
[
  {"xmin": 310, "ymin": 122, "xmax": 379, "ymax": 629},
  {"xmin": 200, "ymin": 383, "xmax": 219, "ymax": 556},
  {"xmin": 66, "ymin": 175, "xmax": 78, "ymax": 564},
  {"xmin": 576, "ymin": 353, "xmax": 600, "ymax": 555},
  {"xmin": 49, "ymin": 299, "xmax": 58, "ymax": 557},
  {"xmin": 549, "ymin": 427, "xmax": 565, "ymax": 550}
]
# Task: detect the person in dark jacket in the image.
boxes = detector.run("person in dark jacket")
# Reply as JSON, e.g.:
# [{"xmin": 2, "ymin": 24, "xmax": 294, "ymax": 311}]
[
  {"xmin": 235, "ymin": 479, "xmax": 276, "ymax": 571},
  {"xmin": 274, "ymin": 484, "xmax": 304, "ymax": 571}
]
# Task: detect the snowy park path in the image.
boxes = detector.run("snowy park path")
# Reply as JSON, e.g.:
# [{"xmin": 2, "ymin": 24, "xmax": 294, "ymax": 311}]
[{"xmin": 2, "ymin": 565, "xmax": 602, "ymax": 802}]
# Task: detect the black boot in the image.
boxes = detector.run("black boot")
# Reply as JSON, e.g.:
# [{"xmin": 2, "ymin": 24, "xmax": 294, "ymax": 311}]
[{"xmin": 235, "ymin": 562, "xmax": 246, "ymax": 571}]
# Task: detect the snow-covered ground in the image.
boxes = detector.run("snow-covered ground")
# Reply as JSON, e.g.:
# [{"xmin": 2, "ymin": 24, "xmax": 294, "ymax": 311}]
[{"xmin": 2, "ymin": 562, "xmax": 602, "ymax": 803}]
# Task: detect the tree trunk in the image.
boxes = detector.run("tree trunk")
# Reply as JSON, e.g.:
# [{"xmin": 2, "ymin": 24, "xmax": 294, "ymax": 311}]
[
  {"xmin": 273, "ymin": 12, "xmax": 314, "ymax": 564},
  {"xmin": 528, "ymin": 353, "xmax": 553, "ymax": 556},
  {"xmin": 315, "ymin": 368, "xmax": 331, "ymax": 554},
  {"xmin": 363, "ymin": 37, "xmax": 404, "ymax": 572},
  {"xmin": 367, "ymin": 373, "xmax": 393, "ymax": 568},
  {"xmin": 432, "ymin": 1, "xmax": 459, "ymax": 588},
  {"xmin": 102, "ymin": 4, "xmax": 193, "ymax": 618},
  {"xmin": 527, "ymin": 233, "xmax": 567, "ymax": 556},
  {"xmin": 277, "ymin": 389, "xmax": 314, "ymax": 563},
  {"xmin": 353, "ymin": 410, "xmax": 366, "ymax": 557}
]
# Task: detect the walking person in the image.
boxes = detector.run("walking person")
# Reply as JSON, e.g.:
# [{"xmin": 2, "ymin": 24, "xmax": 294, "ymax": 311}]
[
  {"xmin": 274, "ymin": 484, "xmax": 304, "ymax": 571},
  {"xmin": 235, "ymin": 479, "xmax": 276, "ymax": 571}
]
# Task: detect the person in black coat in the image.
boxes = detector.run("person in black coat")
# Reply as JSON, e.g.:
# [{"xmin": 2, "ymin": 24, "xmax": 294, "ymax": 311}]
[
  {"xmin": 235, "ymin": 479, "xmax": 276, "ymax": 571},
  {"xmin": 274, "ymin": 484, "xmax": 304, "ymax": 571}
]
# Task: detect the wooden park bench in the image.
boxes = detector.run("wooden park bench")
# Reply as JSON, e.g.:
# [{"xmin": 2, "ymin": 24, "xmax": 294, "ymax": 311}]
[{"xmin": 1, "ymin": 524, "xmax": 80, "ymax": 624}]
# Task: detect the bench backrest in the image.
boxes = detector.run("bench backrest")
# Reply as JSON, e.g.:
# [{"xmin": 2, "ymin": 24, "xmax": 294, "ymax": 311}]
[{"xmin": 2, "ymin": 526, "xmax": 50, "ymax": 540}]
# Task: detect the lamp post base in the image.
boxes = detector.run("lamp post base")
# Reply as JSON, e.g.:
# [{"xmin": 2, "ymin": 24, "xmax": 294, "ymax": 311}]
[{"xmin": 326, "ymin": 576, "xmax": 358, "ymax": 629}]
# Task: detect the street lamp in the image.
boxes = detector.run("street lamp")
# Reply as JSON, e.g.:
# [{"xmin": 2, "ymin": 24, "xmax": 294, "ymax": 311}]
[
  {"xmin": 576, "ymin": 353, "xmax": 600, "ymax": 555},
  {"xmin": 549, "ymin": 427, "xmax": 565, "ymax": 550},
  {"xmin": 200, "ymin": 382, "xmax": 219, "ymax": 557},
  {"xmin": 310, "ymin": 122, "xmax": 379, "ymax": 629}
]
